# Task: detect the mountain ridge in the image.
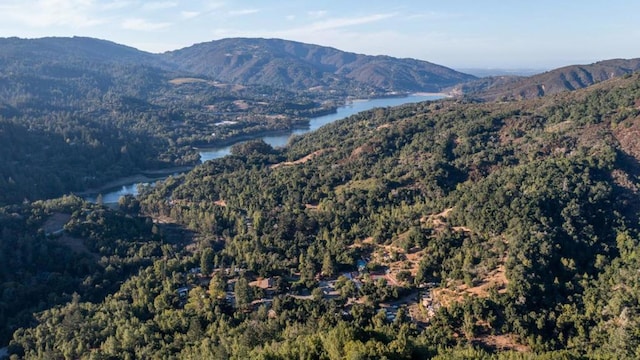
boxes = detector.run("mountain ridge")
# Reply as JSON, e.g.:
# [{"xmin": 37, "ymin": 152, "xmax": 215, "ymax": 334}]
[
  {"xmin": 161, "ymin": 37, "xmax": 476, "ymax": 93},
  {"xmin": 0, "ymin": 36, "xmax": 476, "ymax": 95},
  {"xmin": 452, "ymin": 58, "xmax": 640, "ymax": 100}
]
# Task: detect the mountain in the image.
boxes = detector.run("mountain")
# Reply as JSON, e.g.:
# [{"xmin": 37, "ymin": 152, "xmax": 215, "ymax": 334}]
[
  {"xmin": 453, "ymin": 58, "xmax": 640, "ymax": 100},
  {"xmin": 10, "ymin": 71, "xmax": 640, "ymax": 358},
  {"xmin": 445, "ymin": 75, "xmax": 523, "ymax": 96},
  {"xmin": 5, "ymin": 35, "xmax": 640, "ymax": 358},
  {"xmin": 456, "ymin": 68, "xmax": 547, "ymax": 77},
  {"xmin": 0, "ymin": 37, "xmax": 331, "ymax": 204},
  {"xmin": 135, "ymin": 71, "xmax": 639, "ymax": 356},
  {"xmin": 0, "ymin": 36, "xmax": 162, "ymax": 68},
  {"xmin": 161, "ymin": 38, "xmax": 476, "ymax": 93}
]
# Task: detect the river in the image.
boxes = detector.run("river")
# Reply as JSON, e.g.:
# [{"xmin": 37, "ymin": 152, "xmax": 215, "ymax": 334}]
[{"xmin": 90, "ymin": 94, "xmax": 443, "ymax": 203}]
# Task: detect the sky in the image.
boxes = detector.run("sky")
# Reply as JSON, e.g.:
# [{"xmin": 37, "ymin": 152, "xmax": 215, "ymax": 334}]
[{"xmin": 0, "ymin": 0, "xmax": 638, "ymax": 70}]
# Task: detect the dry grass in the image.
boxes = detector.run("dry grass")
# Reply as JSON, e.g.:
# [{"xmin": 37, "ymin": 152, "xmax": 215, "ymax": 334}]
[
  {"xmin": 42, "ymin": 213, "xmax": 71, "ymax": 234},
  {"xmin": 431, "ymin": 262, "xmax": 508, "ymax": 308},
  {"xmin": 421, "ymin": 207, "xmax": 452, "ymax": 228},
  {"xmin": 233, "ymin": 100, "xmax": 249, "ymax": 110},
  {"xmin": 474, "ymin": 334, "xmax": 530, "ymax": 353},
  {"xmin": 614, "ymin": 117, "xmax": 640, "ymax": 160},
  {"xmin": 169, "ymin": 77, "xmax": 208, "ymax": 85},
  {"xmin": 271, "ymin": 148, "xmax": 335, "ymax": 169},
  {"xmin": 57, "ymin": 234, "xmax": 98, "ymax": 260},
  {"xmin": 153, "ymin": 215, "xmax": 177, "ymax": 224}
]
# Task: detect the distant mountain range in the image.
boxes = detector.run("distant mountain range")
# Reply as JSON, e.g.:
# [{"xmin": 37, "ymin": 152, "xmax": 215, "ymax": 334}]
[
  {"xmin": 3, "ymin": 36, "xmax": 638, "ymax": 102},
  {"xmin": 0, "ymin": 36, "xmax": 162, "ymax": 67},
  {"xmin": 162, "ymin": 38, "xmax": 476, "ymax": 93},
  {"xmin": 452, "ymin": 58, "xmax": 640, "ymax": 100},
  {"xmin": 0, "ymin": 36, "xmax": 476, "ymax": 95}
]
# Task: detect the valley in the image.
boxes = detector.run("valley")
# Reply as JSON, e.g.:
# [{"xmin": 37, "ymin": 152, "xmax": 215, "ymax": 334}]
[
  {"xmin": 1, "ymin": 35, "xmax": 640, "ymax": 359},
  {"xmin": 89, "ymin": 94, "xmax": 443, "ymax": 204}
]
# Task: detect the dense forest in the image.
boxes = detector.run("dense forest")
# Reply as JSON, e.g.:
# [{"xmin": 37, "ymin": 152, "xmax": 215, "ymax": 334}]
[
  {"xmin": 0, "ymin": 38, "xmax": 349, "ymax": 205},
  {"xmin": 3, "ymin": 67, "xmax": 640, "ymax": 358},
  {"xmin": 449, "ymin": 58, "xmax": 640, "ymax": 101},
  {"xmin": 164, "ymin": 37, "xmax": 475, "ymax": 92},
  {"xmin": 0, "ymin": 36, "xmax": 476, "ymax": 206}
]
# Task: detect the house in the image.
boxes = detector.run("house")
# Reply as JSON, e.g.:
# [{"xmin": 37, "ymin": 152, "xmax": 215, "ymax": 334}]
[
  {"xmin": 357, "ymin": 259, "xmax": 368, "ymax": 272},
  {"xmin": 249, "ymin": 277, "xmax": 276, "ymax": 296},
  {"xmin": 177, "ymin": 287, "xmax": 189, "ymax": 298},
  {"xmin": 250, "ymin": 277, "xmax": 274, "ymax": 289}
]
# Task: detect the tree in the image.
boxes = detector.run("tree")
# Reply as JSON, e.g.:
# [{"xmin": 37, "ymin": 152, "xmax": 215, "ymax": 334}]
[
  {"xmin": 396, "ymin": 270, "xmax": 411, "ymax": 284},
  {"xmin": 312, "ymin": 287, "xmax": 324, "ymax": 301},
  {"xmin": 118, "ymin": 194, "xmax": 140, "ymax": 214},
  {"xmin": 299, "ymin": 254, "xmax": 316, "ymax": 282},
  {"xmin": 200, "ymin": 248, "xmax": 214, "ymax": 276},
  {"xmin": 322, "ymin": 252, "xmax": 336, "ymax": 278},
  {"xmin": 230, "ymin": 139, "xmax": 275, "ymax": 157},
  {"xmin": 340, "ymin": 280, "xmax": 357, "ymax": 300},
  {"xmin": 234, "ymin": 277, "xmax": 252, "ymax": 309},
  {"xmin": 208, "ymin": 274, "xmax": 226, "ymax": 299}
]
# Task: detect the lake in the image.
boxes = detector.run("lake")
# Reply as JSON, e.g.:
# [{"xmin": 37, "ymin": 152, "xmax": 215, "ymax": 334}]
[{"xmin": 91, "ymin": 94, "xmax": 444, "ymax": 203}]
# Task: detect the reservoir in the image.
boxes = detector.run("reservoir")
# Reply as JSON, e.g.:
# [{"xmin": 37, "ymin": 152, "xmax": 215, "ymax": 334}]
[{"xmin": 90, "ymin": 94, "xmax": 443, "ymax": 203}]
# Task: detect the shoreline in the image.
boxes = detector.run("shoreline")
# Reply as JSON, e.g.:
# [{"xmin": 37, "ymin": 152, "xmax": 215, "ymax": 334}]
[
  {"xmin": 77, "ymin": 166, "xmax": 192, "ymax": 197},
  {"xmin": 410, "ymin": 91, "xmax": 451, "ymax": 97},
  {"xmin": 192, "ymin": 127, "xmax": 309, "ymax": 150},
  {"xmin": 82, "ymin": 93, "xmax": 448, "ymax": 201}
]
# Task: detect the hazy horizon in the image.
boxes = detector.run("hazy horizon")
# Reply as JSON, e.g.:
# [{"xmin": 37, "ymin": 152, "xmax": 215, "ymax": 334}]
[{"xmin": 0, "ymin": 1, "xmax": 638, "ymax": 70}]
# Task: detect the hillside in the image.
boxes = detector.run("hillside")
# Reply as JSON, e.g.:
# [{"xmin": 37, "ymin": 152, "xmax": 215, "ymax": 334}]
[
  {"xmin": 452, "ymin": 58, "xmax": 640, "ymax": 100},
  {"xmin": 0, "ymin": 37, "xmax": 340, "ymax": 205},
  {"xmin": 0, "ymin": 36, "xmax": 161, "ymax": 67},
  {"xmin": 7, "ymin": 72, "xmax": 640, "ymax": 358},
  {"xmin": 4, "ymin": 36, "xmax": 640, "ymax": 358},
  {"xmin": 445, "ymin": 75, "xmax": 523, "ymax": 96},
  {"xmin": 162, "ymin": 38, "xmax": 476, "ymax": 94},
  {"xmin": 0, "ymin": 36, "xmax": 476, "ymax": 205}
]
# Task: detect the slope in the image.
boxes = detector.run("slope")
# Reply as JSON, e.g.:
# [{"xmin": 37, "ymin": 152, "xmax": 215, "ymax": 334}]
[
  {"xmin": 131, "ymin": 72, "xmax": 640, "ymax": 355},
  {"xmin": 0, "ymin": 37, "xmax": 336, "ymax": 205},
  {"xmin": 162, "ymin": 37, "xmax": 476, "ymax": 94},
  {"xmin": 453, "ymin": 58, "xmax": 640, "ymax": 100}
]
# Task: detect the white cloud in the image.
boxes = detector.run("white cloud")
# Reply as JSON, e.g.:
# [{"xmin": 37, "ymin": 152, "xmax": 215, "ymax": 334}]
[
  {"xmin": 205, "ymin": 2, "xmax": 225, "ymax": 10},
  {"xmin": 1, "ymin": 0, "xmax": 106, "ymax": 28},
  {"xmin": 209, "ymin": 13, "xmax": 401, "ymax": 53},
  {"xmin": 228, "ymin": 9, "xmax": 259, "ymax": 16},
  {"xmin": 307, "ymin": 10, "xmax": 327, "ymax": 18},
  {"xmin": 122, "ymin": 18, "xmax": 172, "ymax": 31},
  {"xmin": 181, "ymin": 11, "xmax": 201, "ymax": 19},
  {"xmin": 101, "ymin": 0, "xmax": 132, "ymax": 10},
  {"xmin": 286, "ymin": 15, "xmax": 296, "ymax": 21},
  {"xmin": 299, "ymin": 13, "xmax": 396, "ymax": 32},
  {"xmin": 406, "ymin": 11, "xmax": 462, "ymax": 21},
  {"xmin": 141, "ymin": 1, "xmax": 177, "ymax": 11},
  {"xmin": 208, "ymin": 12, "xmax": 396, "ymax": 40}
]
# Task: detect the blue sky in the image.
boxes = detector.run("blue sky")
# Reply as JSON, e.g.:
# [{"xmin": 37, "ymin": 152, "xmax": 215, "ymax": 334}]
[{"xmin": 0, "ymin": 0, "xmax": 638, "ymax": 69}]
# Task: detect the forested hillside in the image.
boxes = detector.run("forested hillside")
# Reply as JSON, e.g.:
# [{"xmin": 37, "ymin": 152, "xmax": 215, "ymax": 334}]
[
  {"xmin": 6, "ymin": 70, "xmax": 640, "ymax": 358},
  {"xmin": 162, "ymin": 38, "xmax": 476, "ymax": 93},
  {"xmin": 0, "ymin": 37, "xmax": 345, "ymax": 205},
  {"xmin": 453, "ymin": 58, "xmax": 640, "ymax": 100}
]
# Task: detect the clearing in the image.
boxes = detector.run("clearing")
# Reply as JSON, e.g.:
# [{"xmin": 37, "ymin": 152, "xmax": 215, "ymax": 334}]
[{"xmin": 270, "ymin": 148, "xmax": 335, "ymax": 169}]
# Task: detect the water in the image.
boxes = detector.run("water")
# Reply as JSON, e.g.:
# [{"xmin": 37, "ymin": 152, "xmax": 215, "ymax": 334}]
[
  {"xmin": 229, "ymin": 94, "xmax": 441, "ymax": 150},
  {"xmin": 198, "ymin": 147, "xmax": 232, "ymax": 163},
  {"xmin": 93, "ymin": 94, "xmax": 443, "ymax": 203},
  {"xmin": 84, "ymin": 183, "xmax": 140, "ymax": 204}
]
